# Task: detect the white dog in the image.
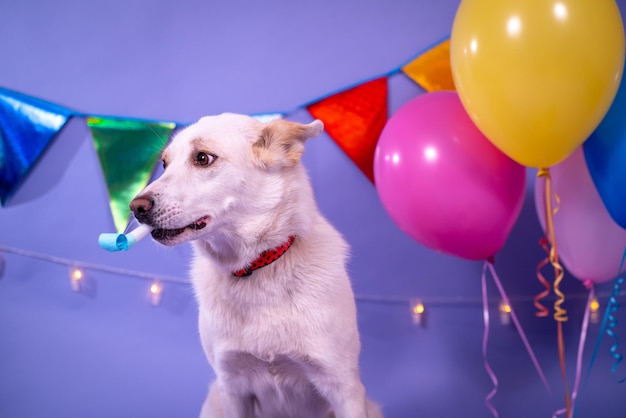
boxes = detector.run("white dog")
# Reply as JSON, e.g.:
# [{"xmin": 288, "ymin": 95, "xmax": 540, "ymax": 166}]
[{"xmin": 130, "ymin": 113, "xmax": 382, "ymax": 418}]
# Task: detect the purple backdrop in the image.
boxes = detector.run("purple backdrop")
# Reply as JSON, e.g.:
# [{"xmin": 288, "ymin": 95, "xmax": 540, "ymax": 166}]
[{"xmin": 1, "ymin": 0, "xmax": 625, "ymax": 416}]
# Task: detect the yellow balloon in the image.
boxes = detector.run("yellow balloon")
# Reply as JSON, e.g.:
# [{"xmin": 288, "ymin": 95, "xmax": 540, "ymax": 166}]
[{"xmin": 450, "ymin": 0, "xmax": 625, "ymax": 168}]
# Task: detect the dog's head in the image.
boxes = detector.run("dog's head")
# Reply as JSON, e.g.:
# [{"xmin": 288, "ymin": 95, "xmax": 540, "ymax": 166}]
[{"xmin": 130, "ymin": 113, "xmax": 323, "ymax": 248}]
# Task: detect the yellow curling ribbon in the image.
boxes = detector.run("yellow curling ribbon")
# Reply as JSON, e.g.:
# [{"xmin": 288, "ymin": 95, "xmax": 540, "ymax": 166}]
[
  {"xmin": 537, "ymin": 168, "xmax": 571, "ymax": 418},
  {"xmin": 534, "ymin": 236, "xmax": 552, "ymax": 318}
]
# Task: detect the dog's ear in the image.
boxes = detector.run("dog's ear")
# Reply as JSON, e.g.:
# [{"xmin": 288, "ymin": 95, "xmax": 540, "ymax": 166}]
[{"xmin": 253, "ymin": 119, "xmax": 323, "ymax": 168}]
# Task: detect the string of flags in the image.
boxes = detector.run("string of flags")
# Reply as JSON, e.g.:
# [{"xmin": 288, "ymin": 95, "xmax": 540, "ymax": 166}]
[{"xmin": 0, "ymin": 37, "xmax": 453, "ymax": 233}]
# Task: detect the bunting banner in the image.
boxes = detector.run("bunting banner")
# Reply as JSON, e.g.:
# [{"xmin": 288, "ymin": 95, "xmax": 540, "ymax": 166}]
[
  {"xmin": 0, "ymin": 37, "xmax": 451, "ymax": 227},
  {"xmin": 307, "ymin": 77, "xmax": 388, "ymax": 183},
  {"xmin": 87, "ymin": 117, "xmax": 175, "ymax": 233},
  {"xmin": 0, "ymin": 88, "xmax": 74, "ymax": 205},
  {"xmin": 402, "ymin": 39, "xmax": 456, "ymax": 92}
]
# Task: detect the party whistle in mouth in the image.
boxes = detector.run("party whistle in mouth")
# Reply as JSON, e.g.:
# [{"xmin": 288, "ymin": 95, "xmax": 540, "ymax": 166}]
[{"xmin": 98, "ymin": 224, "xmax": 153, "ymax": 252}]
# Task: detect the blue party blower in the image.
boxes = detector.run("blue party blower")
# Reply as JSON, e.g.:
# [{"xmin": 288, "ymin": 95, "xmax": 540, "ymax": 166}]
[{"xmin": 98, "ymin": 224, "xmax": 153, "ymax": 252}]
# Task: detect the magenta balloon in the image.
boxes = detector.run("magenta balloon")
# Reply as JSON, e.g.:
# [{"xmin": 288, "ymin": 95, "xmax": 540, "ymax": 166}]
[
  {"xmin": 535, "ymin": 147, "xmax": 626, "ymax": 284},
  {"xmin": 374, "ymin": 91, "xmax": 526, "ymax": 260}
]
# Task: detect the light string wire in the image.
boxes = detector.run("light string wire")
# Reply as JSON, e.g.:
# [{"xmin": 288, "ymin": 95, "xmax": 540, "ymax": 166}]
[{"xmin": 1, "ymin": 244, "xmax": 621, "ymax": 307}]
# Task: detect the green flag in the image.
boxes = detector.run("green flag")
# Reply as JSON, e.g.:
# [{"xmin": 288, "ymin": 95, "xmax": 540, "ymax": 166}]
[{"xmin": 87, "ymin": 117, "xmax": 175, "ymax": 233}]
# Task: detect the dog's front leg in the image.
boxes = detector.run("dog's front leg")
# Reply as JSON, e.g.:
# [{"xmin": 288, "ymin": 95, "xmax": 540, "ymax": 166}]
[
  {"xmin": 328, "ymin": 381, "xmax": 369, "ymax": 418},
  {"xmin": 311, "ymin": 372, "xmax": 369, "ymax": 418},
  {"xmin": 217, "ymin": 382, "xmax": 255, "ymax": 418}
]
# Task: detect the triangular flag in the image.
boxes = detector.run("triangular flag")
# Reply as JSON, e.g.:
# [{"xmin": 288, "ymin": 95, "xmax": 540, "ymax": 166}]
[
  {"xmin": 402, "ymin": 39, "xmax": 456, "ymax": 92},
  {"xmin": 87, "ymin": 117, "xmax": 175, "ymax": 233},
  {"xmin": 0, "ymin": 88, "xmax": 73, "ymax": 205},
  {"xmin": 307, "ymin": 77, "xmax": 388, "ymax": 183}
]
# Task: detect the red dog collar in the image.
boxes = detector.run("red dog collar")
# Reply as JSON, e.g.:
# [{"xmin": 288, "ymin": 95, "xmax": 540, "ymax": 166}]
[{"xmin": 232, "ymin": 236, "xmax": 296, "ymax": 278}]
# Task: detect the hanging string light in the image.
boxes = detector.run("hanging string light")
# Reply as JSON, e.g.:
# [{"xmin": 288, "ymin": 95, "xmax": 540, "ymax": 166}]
[
  {"xmin": 149, "ymin": 280, "xmax": 163, "ymax": 307},
  {"xmin": 411, "ymin": 299, "xmax": 426, "ymax": 326},
  {"xmin": 499, "ymin": 300, "xmax": 511, "ymax": 326},
  {"xmin": 589, "ymin": 295, "xmax": 601, "ymax": 324},
  {"xmin": 69, "ymin": 267, "xmax": 84, "ymax": 292}
]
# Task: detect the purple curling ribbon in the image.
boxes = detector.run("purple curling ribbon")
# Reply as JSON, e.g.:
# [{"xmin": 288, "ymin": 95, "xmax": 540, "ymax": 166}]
[
  {"xmin": 481, "ymin": 261, "xmax": 499, "ymax": 418},
  {"xmin": 487, "ymin": 261, "xmax": 552, "ymax": 394}
]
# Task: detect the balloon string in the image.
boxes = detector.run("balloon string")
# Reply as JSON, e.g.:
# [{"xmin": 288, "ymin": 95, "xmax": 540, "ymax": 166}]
[
  {"xmin": 481, "ymin": 261, "xmax": 499, "ymax": 418},
  {"xmin": 535, "ymin": 237, "xmax": 552, "ymax": 317},
  {"xmin": 553, "ymin": 288, "xmax": 593, "ymax": 418},
  {"xmin": 487, "ymin": 261, "xmax": 552, "ymax": 394},
  {"xmin": 538, "ymin": 168, "xmax": 570, "ymax": 417},
  {"xmin": 586, "ymin": 247, "xmax": 626, "ymax": 385}
]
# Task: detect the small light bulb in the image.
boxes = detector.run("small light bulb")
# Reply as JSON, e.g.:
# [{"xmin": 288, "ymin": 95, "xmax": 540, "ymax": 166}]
[
  {"xmin": 410, "ymin": 300, "xmax": 426, "ymax": 326},
  {"xmin": 149, "ymin": 280, "xmax": 163, "ymax": 306},
  {"xmin": 590, "ymin": 296, "xmax": 600, "ymax": 324},
  {"xmin": 69, "ymin": 267, "xmax": 83, "ymax": 292},
  {"xmin": 413, "ymin": 303, "xmax": 425, "ymax": 315},
  {"xmin": 499, "ymin": 300, "xmax": 511, "ymax": 325}
]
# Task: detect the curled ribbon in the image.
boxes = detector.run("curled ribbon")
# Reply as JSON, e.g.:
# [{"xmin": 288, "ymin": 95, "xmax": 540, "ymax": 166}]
[
  {"xmin": 537, "ymin": 168, "xmax": 571, "ymax": 417},
  {"xmin": 553, "ymin": 288, "xmax": 594, "ymax": 418},
  {"xmin": 606, "ymin": 274, "xmax": 625, "ymax": 383},
  {"xmin": 481, "ymin": 261, "xmax": 499, "ymax": 418},
  {"xmin": 535, "ymin": 236, "xmax": 552, "ymax": 317}
]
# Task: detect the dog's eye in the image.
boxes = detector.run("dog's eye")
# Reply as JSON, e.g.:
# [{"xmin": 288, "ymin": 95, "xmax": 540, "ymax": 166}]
[
  {"xmin": 195, "ymin": 152, "xmax": 216, "ymax": 166},
  {"xmin": 162, "ymin": 160, "xmax": 167, "ymax": 170}
]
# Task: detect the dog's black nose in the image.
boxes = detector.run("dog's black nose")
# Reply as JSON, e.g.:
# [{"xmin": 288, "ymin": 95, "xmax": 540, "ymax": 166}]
[{"xmin": 130, "ymin": 194, "xmax": 154, "ymax": 221}]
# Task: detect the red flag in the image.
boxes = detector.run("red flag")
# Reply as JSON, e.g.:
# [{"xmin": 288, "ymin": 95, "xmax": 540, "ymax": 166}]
[{"xmin": 307, "ymin": 77, "xmax": 388, "ymax": 183}]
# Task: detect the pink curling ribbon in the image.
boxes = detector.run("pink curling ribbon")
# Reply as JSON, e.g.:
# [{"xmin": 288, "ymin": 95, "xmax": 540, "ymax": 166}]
[{"xmin": 481, "ymin": 261, "xmax": 499, "ymax": 418}]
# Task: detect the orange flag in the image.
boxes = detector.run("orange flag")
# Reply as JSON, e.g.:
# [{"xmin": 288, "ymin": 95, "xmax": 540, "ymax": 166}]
[
  {"xmin": 307, "ymin": 77, "xmax": 388, "ymax": 183},
  {"xmin": 402, "ymin": 39, "xmax": 456, "ymax": 92}
]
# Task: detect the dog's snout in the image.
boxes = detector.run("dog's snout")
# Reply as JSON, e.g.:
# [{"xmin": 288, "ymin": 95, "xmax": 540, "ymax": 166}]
[{"xmin": 130, "ymin": 194, "xmax": 154, "ymax": 220}]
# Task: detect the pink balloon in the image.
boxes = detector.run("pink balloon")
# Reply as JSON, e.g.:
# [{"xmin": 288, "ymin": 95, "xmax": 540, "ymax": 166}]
[
  {"xmin": 535, "ymin": 147, "xmax": 626, "ymax": 284},
  {"xmin": 374, "ymin": 91, "xmax": 526, "ymax": 260}
]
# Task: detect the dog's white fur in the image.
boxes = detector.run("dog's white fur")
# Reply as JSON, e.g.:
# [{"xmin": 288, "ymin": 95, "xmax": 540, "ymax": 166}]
[{"xmin": 130, "ymin": 113, "xmax": 382, "ymax": 418}]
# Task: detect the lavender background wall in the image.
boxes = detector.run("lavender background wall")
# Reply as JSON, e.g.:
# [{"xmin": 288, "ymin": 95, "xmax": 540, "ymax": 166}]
[{"xmin": 1, "ymin": 0, "xmax": 625, "ymax": 416}]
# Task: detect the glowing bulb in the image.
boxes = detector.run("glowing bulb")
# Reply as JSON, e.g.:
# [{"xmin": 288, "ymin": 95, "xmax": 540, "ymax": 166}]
[
  {"xmin": 150, "ymin": 282, "xmax": 161, "ymax": 294},
  {"xmin": 411, "ymin": 299, "xmax": 426, "ymax": 326},
  {"xmin": 507, "ymin": 16, "xmax": 522, "ymax": 36},
  {"xmin": 149, "ymin": 280, "xmax": 163, "ymax": 306},
  {"xmin": 69, "ymin": 267, "xmax": 83, "ymax": 292},
  {"xmin": 499, "ymin": 300, "xmax": 511, "ymax": 325},
  {"xmin": 413, "ymin": 303, "xmax": 425, "ymax": 315},
  {"xmin": 590, "ymin": 296, "xmax": 600, "ymax": 324}
]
